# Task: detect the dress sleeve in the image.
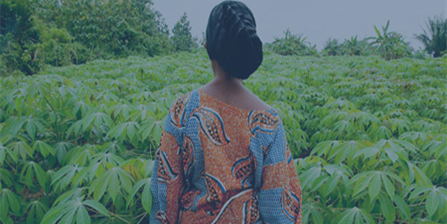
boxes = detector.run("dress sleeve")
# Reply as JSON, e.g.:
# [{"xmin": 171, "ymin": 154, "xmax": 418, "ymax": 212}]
[
  {"xmin": 258, "ymin": 120, "xmax": 303, "ymax": 224},
  {"xmin": 150, "ymin": 95, "xmax": 189, "ymax": 224}
]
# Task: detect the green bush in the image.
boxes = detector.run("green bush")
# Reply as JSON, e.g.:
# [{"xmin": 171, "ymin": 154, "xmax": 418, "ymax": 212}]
[
  {"xmin": 1, "ymin": 0, "xmax": 174, "ymax": 75},
  {"xmin": 341, "ymin": 36, "xmax": 376, "ymax": 56},
  {"xmin": 34, "ymin": 0, "xmax": 172, "ymax": 58},
  {"xmin": 322, "ymin": 37, "xmax": 377, "ymax": 57},
  {"xmin": 171, "ymin": 13, "xmax": 198, "ymax": 52},
  {"xmin": 0, "ymin": 0, "xmax": 41, "ymax": 75},
  {"xmin": 34, "ymin": 23, "xmax": 76, "ymax": 67},
  {"xmin": 415, "ymin": 15, "xmax": 447, "ymax": 58},
  {"xmin": 322, "ymin": 38, "xmax": 342, "ymax": 56},
  {"xmin": 370, "ymin": 21, "xmax": 412, "ymax": 60},
  {"xmin": 266, "ymin": 29, "xmax": 319, "ymax": 56}
]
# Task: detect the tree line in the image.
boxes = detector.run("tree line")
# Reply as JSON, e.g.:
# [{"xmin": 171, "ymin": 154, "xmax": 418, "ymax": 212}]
[
  {"xmin": 1, "ymin": 0, "xmax": 446, "ymax": 76},
  {"xmin": 0, "ymin": 0, "xmax": 197, "ymax": 76},
  {"xmin": 267, "ymin": 18, "xmax": 447, "ymax": 60}
]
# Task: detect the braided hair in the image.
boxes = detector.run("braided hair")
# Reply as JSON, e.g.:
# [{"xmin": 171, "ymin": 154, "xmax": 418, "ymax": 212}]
[{"xmin": 206, "ymin": 1, "xmax": 263, "ymax": 80}]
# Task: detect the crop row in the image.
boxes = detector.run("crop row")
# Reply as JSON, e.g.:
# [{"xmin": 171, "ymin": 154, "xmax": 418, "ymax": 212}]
[{"xmin": 0, "ymin": 51, "xmax": 446, "ymax": 223}]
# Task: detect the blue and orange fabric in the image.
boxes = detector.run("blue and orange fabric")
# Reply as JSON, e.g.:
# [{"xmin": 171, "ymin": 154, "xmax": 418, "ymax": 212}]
[{"xmin": 150, "ymin": 88, "xmax": 302, "ymax": 223}]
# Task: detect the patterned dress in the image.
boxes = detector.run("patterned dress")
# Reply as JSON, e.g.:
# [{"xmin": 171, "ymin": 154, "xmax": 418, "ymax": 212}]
[{"xmin": 150, "ymin": 88, "xmax": 302, "ymax": 224}]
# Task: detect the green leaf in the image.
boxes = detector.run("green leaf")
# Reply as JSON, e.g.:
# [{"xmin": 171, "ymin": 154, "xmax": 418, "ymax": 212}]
[
  {"xmin": 368, "ymin": 173, "xmax": 381, "ymax": 201},
  {"xmin": 426, "ymin": 189, "xmax": 439, "ymax": 218},
  {"xmin": 26, "ymin": 201, "xmax": 49, "ymax": 224},
  {"xmin": 302, "ymin": 202, "xmax": 323, "ymax": 224},
  {"xmin": 51, "ymin": 165, "xmax": 82, "ymax": 192},
  {"xmin": 76, "ymin": 206, "xmax": 91, "ymax": 224},
  {"xmin": 4, "ymin": 117, "xmax": 26, "ymax": 137},
  {"xmin": 352, "ymin": 172, "xmax": 375, "ymax": 197},
  {"xmin": 41, "ymin": 206, "xmax": 72, "ymax": 224},
  {"xmin": 89, "ymin": 166, "xmax": 134, "ymax": 203},
  {"xmin": 21, "ymin": 162, "xmax": 47, "ymax": 189},
  {"xmin": 33, "ymin": 141, "xmax": 56, "ymax": 158},
  {"xmin": 142, "ymin": 178, "xmax": 152, "ymax": 213},
  {"xmin": 323, "ymin": 175, "xmax": 339, "ymax": 197},
  {"xmin": 127, "ymin": 179, "xmax": 146, "ymax": 208},
  {"xmin": 58, "ymin": 202, "xmax": 77, "ymax": 224},
  {"xmin": 311, "ymin": 141, "xmax": 335, "ymax": 157},
  {"xmin": 107, "ymin": 122, "xmax": 140, "ymax": 143},
  {"xmin": 26, "ymin": 119, "xmax": 37, "ymax": 140},
  {"xmin": 8, "ymin": 140, "xmax": 33, "ymax": 160},
  {"xmin": 109, "ymin": 168, "xmax": 120, "ymax": 201},
  {"xmin": 90, "ymin": 172, "xmax": 110, "ymax": 201},
  {"xmin": 384, "ymin": 147, "xmax": 399, "ymax": 163},
  {"xmin": 379, "ymin": 193, "xmax": 396, "ymax": 223},
  {"xmin": 145, "ymin": 160, "xmax": 155, "ymax": 177},
  {"xmin": 0, "ymin": 143, "xmax": 17, "ymax": 165},
  {"xmin": 0, "ymin": 192, "xmax": 8, "ymax": 221},
  {"xmin": 374, "ymin": 25, "xmax": 382, "ymax": 39},
  {"xmin": 54, "ymin": 142, "xmax": 74, "ymax": 164},
  {"xmin": 53, "ymin": 188, "xmax": 85, "ymax": 206},
  {"xmin": 312, "ymin": 175, "xmax": 329, "ymax": 191},
  {"xmin": 34, "ymin": 162, "xmax": 48, "ymax": 190},
  {"xmin": 2, "ymin": 216, "xmax": 14, "ymax": 224},
  {"xmin": 83, "ymin": 200, "xmax": 110, "ymax": 217},
  {"xmin": 300, "ymin": 166, "xmax": 322, "ymax": 190},
  {"xmin": 311, "ymin": 207, "xmax": 323, "ymax": 224},
  {"xmin": 1, "ymin": 189, "xmax": 20, "ymax": 214},
  {"xmin": 382, "ymin": 175, "xmax": 395, "ymax": 200},
  {"xmin": 139, "ymin": 118, "xmax": 164, "ymax": 146},
  {"xmin": 62, "ymin": 77, "xmax": 74, "ymax": 87},
  {"xmin": 413, "ymin": 165, "xmax": 433, "ymax": 187},
  {"xmin": 409, "ymin": 187, "xmax": 431, "ymax": 200},
  {"xmin": 42, "ymin": 197, "xmax": 97, "ymax": 224},
  {"xmin": 394, "ymin": 195, "xmax": 410, "ymax": 220},
  {"xmin": 24, "ymin": 117, "xmax": 46, "ymax": 140},
  {"xmin": 336, "ymin": 207, "xmax": 374, "ymax": 224}
]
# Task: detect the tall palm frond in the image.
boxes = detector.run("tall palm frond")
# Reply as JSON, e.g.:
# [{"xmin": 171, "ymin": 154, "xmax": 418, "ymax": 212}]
[{"xmin": 415, "ymin": 15, "xmax": 447, "ymax": 57}]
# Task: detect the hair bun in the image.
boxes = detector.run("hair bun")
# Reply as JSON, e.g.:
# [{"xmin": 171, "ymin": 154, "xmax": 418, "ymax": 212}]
[{"xmin": 206, "ymin": 1, "xmax": 263, "ymax": 80}]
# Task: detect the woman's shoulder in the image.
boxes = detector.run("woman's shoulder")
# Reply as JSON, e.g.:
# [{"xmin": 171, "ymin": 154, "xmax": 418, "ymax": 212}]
[
  {"xmin": 244, "ymin": 90, "xmax": 272, "ymax": 111},
  {"xmin": 247, "ymin": 107, "xmax": 283, "ymax": 136},
  {"xmin": 168, "ymin": 88, "xmax": 283, "ymax": 127},
  {"xmin": 167, "ymin": 90, "xmax": 196, "ymax": 128},
  {"xmin": 196, "ymin": 86, "xmax": 273, "ymax": 112}
]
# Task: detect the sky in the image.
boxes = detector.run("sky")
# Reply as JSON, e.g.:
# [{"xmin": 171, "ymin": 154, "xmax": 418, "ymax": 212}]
[{"xmin": 152, "ymin": 0, "xmax": 446, "ymax": 50}]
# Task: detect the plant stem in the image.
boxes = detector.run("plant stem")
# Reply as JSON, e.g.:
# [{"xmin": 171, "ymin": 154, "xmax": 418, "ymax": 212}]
[
  {"xmin": 137, "ymin": 212, "xmax": 147, "ymax": 224},
  {"xmin": 86, "ymin": 207, "xmax": 130, "ymax": 224}
]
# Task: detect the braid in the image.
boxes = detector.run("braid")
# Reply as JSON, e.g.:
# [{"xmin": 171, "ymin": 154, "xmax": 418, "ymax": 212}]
[
  {"xmin": 206, "ymin": 1, "xmax": 263, "ymax": 80},
  {"xmin": 224, "ymin": 3, "xmax": 256, "ymax": 38}
]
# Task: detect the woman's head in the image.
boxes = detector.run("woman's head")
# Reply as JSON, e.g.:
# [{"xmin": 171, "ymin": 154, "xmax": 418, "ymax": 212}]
[{"xmin": 206, "ymin": 1, "xmax": 263, "ymax": 80}]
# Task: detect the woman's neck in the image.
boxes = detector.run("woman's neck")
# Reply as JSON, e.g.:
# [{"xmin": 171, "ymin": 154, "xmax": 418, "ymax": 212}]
[{"xmin": 210, "ymin": 60, "xmax": 243, "ymax": 87}]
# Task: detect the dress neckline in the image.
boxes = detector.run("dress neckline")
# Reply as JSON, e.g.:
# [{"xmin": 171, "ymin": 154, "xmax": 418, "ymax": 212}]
[{"xmin": 198, "ymin": 88, "xmax": 273, "ymax": 113}]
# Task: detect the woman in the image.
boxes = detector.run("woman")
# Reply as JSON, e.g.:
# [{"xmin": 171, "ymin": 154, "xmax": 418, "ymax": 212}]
[{"xmin": 150, "ymin": 1, "xmax": 302, "ymax": 223}]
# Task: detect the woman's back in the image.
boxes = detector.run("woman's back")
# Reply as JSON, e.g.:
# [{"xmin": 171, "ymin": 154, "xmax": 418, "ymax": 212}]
[
  {"xmin": 150, "ymin": 89, "xmax": 302, "ymax": 223},
  {"xmin": 150, "ymin": 1, "xmax": 302, "ymax": 223}
]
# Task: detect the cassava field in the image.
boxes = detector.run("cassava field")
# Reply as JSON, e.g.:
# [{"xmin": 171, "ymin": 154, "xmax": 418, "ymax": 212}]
[{"xmin": 1, "ymin": 50, "xmax": 447, "ymax": 223}]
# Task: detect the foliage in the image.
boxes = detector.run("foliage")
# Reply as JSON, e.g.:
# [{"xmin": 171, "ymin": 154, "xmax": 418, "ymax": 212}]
[
  {"xmin": 341, "ymin": 36, "xmax": 376, "ymax": 56},
  {"xmin": 171, "ymin": 13, "xmax": 198, "ymax": 52},
  {"xmin": 33, "ymin": 0, "xmax": 172, "ymax": 58},
  {"xmin": 266, "ymin": 29, "xmax": 319, "ymax": 56},
  {"xmin": 323, "ymin": 37, "xmax": 376, "ymax": 56},
  {"xmin": 0, "ymin": 0, "xmax": 41, "ymax": 75},
  {"xmin": 1, "ymin": 0, "xmax": 173, "ymax": 76},
  {"xmin": 322, "ymin": 38, "xmax": 341, "ymax": 56},
  {"xmin": 1, "ymin": 50, "xmax": 447, "ymax": 223},
  {"xmin": 370, "ymin": 20, "xmax": 412, "ymax": 60},
  {"xmin": 33, "ymin": 20, "xmax": 87, "ymax": 67},
  {"xmin": 415, "ymin": 15, "xmax": 447, "ymax": 58}
]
